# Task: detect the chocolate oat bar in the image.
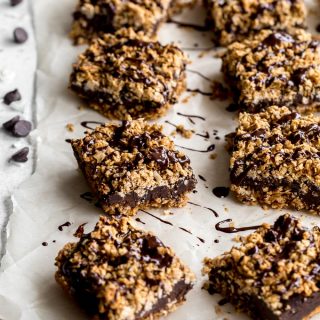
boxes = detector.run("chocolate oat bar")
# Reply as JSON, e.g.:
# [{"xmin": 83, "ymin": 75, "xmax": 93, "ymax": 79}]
[
  {"xmin": 230, "ymin": 105, "xmax": 320, "ymax": 213},
  {"xmin": 71, "ymin": 119, "xmax": 197, "ymax": 216},
  {"xmin": 70, "ymin": 0, "xmax": 172, "ymax": 44},
  {"xmin": 222, "ymin": 29, "xmax": 320, "ymax": 113},
  {"xmin": 205, "ymin": 0, "xmax": 306, "ymax": 46},
  {"xmin": 203, "ymin": 214, "xmax": 320, "ymax": 320},
  {"xmin": 69, "ymin": 28, "xmax": 188, "ymax": 120},
  {"xmin": 56, "ymin": 216, "xmax": 195, "ymax": 319}
]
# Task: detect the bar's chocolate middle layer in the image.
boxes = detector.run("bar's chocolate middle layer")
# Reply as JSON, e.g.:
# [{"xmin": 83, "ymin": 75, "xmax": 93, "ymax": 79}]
[
  {"xmin": 230, "ymin": 105, "xmax": 320, "ymax": 213},
  {"xmin": 203, "ymin": 214, "xmax": 320, "ymax": 320},
  {"xmin": 72, "ymin": 119, "xmax": 197, "ymax": 215},
  {"xmin": 56, "ymin": 217, "xmax": 195, "ymax": 320}
]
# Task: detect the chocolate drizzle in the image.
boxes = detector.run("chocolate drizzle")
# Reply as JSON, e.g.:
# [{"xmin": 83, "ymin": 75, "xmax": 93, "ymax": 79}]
[
  {"xmin": 188, "ymin": 202, "xmax": 219, "ymax": 217},
  {"xmin": 215, "ymin": 219, "xmax": 261, "ymax": 234},
  {"xmin": 186, "ymin": 70, "xmax": 213, "ymax": 82},
  {"xmin": 179, "ymin": 227, "xmax": 192, "ymax": 235},
  {"xmin": 141, "ymin": 210, "xmax": 205, "ymax": 243},
  {"xmin": 58, "ymin": 222, "xmax": 71, "ymax": 231},
  {"xmin": 204, "ymin": 207, "xmax": 219, "ymax": 218},
  {"xmin": 196, "ymin": 131, "xmax": 210, "ymax": 139},
  {"xmin": 142, "ymin": 210, "xmax": 173, "ymax": 226},
  {"xmin": 187, "ymin": 88, "xmax": 211, "ymax": 96},
  {"xmin": 176, "ymin": 144, "xmax": 215, "ymax": 153},
  {"xmin": 197, "ymin": 237, "xmax": 205, "ymax": 243},
  {"xmin": 135, "ymin": 218, "xmax": 146, "ymax": 225},
  {"xmin": 167, "ymin": 19, "xmax": 210, "ymax": 32},
  {"xmin": 177, "ymin": 112, "xmax": 205, "ymax": 121},
  {"xmin": 81, "ymin": 121, "xmax": 104, "ymax": 130}
]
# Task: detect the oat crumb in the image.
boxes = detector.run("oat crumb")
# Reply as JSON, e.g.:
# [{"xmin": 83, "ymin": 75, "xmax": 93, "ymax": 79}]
[{"xmin": 66, "ymin": 123, "xmax": 75, "ymax": 132}]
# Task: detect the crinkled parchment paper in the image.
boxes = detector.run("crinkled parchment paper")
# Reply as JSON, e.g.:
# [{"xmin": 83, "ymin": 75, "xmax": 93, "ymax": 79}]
[{"xmin": 0, "ymin": 0, "xmax": 320, "ymax": 319}]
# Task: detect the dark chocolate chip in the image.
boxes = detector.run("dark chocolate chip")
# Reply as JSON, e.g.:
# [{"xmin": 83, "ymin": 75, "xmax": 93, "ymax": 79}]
[
  {"xmin": 3, "ymin": 89, "xmax": 21, "ymax": 105},
  {"xmin": 10, "ymin": 0, "xmax": 23, "ymax": 5},
  {"xmin": 10, "ymin": 147, "xmax": 29, "ymax": 162},
  {"xmin": 3, "ymin": 117, "xmax": 32, "ymax": 137},
  {"xmin": 13, "ymin": 27, "xmax": 28, "ymax": 44},
  {"xmin": 12, "ymin": 120, "xmax": 32, "ymax": 137},
  {"xmin": 3, "ymin": 116, "xmax": 20, "ymax": 131}
]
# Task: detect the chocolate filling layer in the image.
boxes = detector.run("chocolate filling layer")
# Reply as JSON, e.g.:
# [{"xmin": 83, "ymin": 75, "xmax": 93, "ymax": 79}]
[
  {"xmin": 100, "ymin": 176, "xmax": 197, "ymax": 209},
  {"xmin": 248, "ymin": 292, "xmax": 320, "ymax": 320}
]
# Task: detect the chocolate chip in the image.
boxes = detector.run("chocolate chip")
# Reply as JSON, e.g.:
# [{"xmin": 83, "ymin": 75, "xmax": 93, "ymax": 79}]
[
  {"xmin": 12, "ymin": 120, "xmax": 32, "ymax": 137},
  {"xmin": 3, "ymin": 116, "xmax": 20, "ymax": 131},
  {"xmin": 13, "ymin": 27, "xmax": 28, "ymax": 44},
  {"xmin": 3, "ymin": 117, "xmax": 32, "ymax": 137},
  {"xmin": 10, "ymin": 0, "xmax": 23, "ymax": 5},
  {"xmin": 3, "ymin": 89, "xmax": 21, "ymax": 105},
  {"xmin": 10, "ymin": 147, "xmax": 29, "ymax": 162}
]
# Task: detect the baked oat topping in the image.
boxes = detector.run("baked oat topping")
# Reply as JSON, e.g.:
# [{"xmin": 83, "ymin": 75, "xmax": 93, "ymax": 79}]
[
  {"xmin": 56, "ymin": 216, "xmax": 195, "ymax": 320},
  {"xmin": 70, "ymin": 0, "xmax": 173, "ymax": 44},
  {"xmin": 222, "ymin": 29, "xmax": 320, "ymax": 113},
  {"xmin": 71, "ymin": 118, "xmax": 197, "ymax": 216},
  {"xmin": 171, "ymin": 124, "xmax": 194, "ymax": 139},
  {"xmin": 70, "ymin": 28, "xmax": 189, "ymax": 120},
  {"xmin": 203, "ymin": 214, "xmax": 320, "ymax": 320},
  {"xmin": 230, "ymin": 105, "xmax": 320, "ymax": 213},
  {"xmin": 205, "ymin": 0, "xmax": 306, "ymax": 46}
]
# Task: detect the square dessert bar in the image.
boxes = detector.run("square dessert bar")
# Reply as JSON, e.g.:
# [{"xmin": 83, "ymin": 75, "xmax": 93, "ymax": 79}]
[
  {"xmin": 70, "ymin": 0, "xmax": 172, "ymax": 44},
  {"xmin": 203, "ymin": 214, "xmax": 320, "ymax": 320},
  {"xmin": 69, "ymin": 28, "xmax": 188, "ymax": 120},
  {"xmin": 71, "ymin": 118, "xmax": 197, "ymax": 216},
  {"xmin": 55, "ymin": 216, "xmax": 195, "ymax": 319},
  {"xmin": 205, "ymin": 0, "xmax": 306, "ymax": 46},
  {"xmin": 222, "ymin": 29, "xmax": 320, "ymax": 113},
  {"xmin": 230, "ymin": 105, "xmax": 320, "ymax": 213}
]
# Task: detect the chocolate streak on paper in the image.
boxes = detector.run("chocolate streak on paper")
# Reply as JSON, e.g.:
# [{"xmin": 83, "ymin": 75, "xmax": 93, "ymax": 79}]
[{"xmin": 215, "ymin": 219, "xmax": 261, "ymax": 234}]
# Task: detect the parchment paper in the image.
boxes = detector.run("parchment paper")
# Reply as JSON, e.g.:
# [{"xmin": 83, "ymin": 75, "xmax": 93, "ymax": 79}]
[{"xmin": 0, "ymin": 0, "xmax": 320, "ymax": 319}]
